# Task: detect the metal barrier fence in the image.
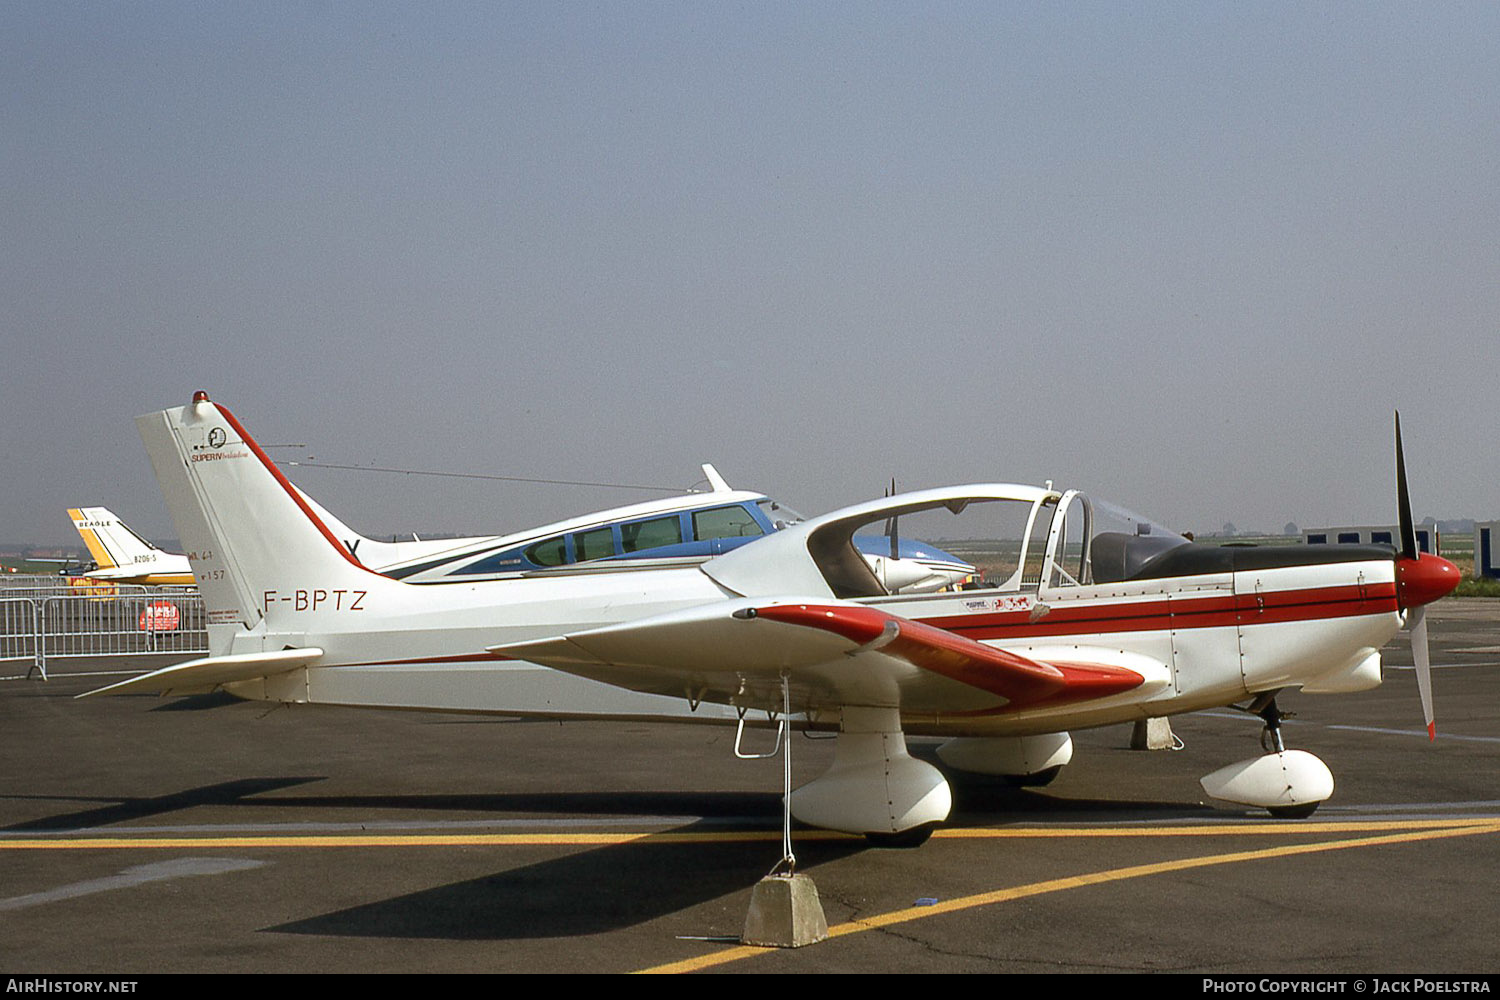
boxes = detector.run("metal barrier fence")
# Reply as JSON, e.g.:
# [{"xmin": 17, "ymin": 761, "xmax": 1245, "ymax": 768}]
[
  {"xmin": 1, "ymin": 575, "xmax": 150, "ymax": 598},
  {"xmin": 0, "ymin": 598, "xmax": 39, "ymax": 676},
  {"xmin": 0, "ymin": 577, "xmax": 207, "ymax": 679}
]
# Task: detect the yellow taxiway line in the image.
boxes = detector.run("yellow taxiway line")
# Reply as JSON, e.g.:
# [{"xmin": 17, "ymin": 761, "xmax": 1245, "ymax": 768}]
[
  {"xmin": 639, "ymin": 818, "xmax": 1500, "ymax": 974},
  {"xmin": 2, "ymin": 816, "xmax": 1497, "ymax": 851},
  {"xmin": 6, "ymin": 816, "xmax": 1499, "ymax": 974}
]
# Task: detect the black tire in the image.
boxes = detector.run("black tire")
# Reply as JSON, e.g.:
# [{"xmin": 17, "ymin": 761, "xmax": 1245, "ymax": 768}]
[
  {"xmin": 1001, "ymin": 765, "xmax": 1063, "ymax": 788},
  {"xmin": 1267, "ymin": 801, "xmax": 1320, "ymax": 819},
  {"xmin": 864, "ymin": 824, "xmax": 937, "ymax": 848}
]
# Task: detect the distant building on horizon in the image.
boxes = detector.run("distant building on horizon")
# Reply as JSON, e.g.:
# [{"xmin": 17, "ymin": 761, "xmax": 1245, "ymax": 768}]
[
  {"xmin": 1474, "ymin": 522, "xmax": 1500, "ymax": 579},
  {"xmin": 1302, "ymin": 524, "xmax": 1438, "ymax": 555}
]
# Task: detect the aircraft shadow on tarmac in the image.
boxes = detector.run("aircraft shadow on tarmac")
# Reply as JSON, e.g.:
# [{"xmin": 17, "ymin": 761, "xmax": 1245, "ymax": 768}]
[
  {"xmin": 260, "ymin": 788, "xmax": 1219, "ymax": 941},
  {"xmin": 0, "ymin": 777, "xmax": 325, "ymax": 833},
  {"xmin": 3, "ymin": 774, "xmax": 1222, "ymax": 939},
  {"xmin": 146, "ymin": 690, "xmax": 243, "ymax": 711},
  {"xmin": 1, "ymin": 780, "xmax": 792, "ymax": 833},
  {"xmin": 4, "ymin": 773, "xmax": 1220, "ymax": 835},
  {"xmin": 268, "ymin": 836, "xmax": 865, "ymax": 941},
  {"xmin": 945, "ymin": 775, "xmax": 1224, "ymax": 824}
]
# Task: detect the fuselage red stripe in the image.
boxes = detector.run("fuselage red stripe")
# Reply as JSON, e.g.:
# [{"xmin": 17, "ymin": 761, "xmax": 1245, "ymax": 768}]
[{"xmin": 914, "ymin": 582, "xmax": 1398, "ymax": 640}]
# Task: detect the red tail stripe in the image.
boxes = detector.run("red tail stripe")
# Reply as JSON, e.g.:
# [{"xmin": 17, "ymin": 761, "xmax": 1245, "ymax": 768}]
[{"xmin": 209, "ymin": 401, "xmax": 379, "ymax": 576}]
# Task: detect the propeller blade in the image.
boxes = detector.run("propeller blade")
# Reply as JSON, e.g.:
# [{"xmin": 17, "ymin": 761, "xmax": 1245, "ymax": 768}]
[
  {"xmin": 1410, "ymin": 605, "xmax": 1436, "ymax": 741},
  {"xmin": 1394, "ymin": 411, "xmax": 1445, "ymax": 740},
  {"xmin": 1395, "ymin": 411, "xmax": 1418, "ymax": 561}
]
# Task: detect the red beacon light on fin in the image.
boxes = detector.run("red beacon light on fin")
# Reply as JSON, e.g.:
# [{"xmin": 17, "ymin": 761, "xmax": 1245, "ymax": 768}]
[{"xmin": 192, "ymin": 390, "xmax": 211, "ymax": 403}]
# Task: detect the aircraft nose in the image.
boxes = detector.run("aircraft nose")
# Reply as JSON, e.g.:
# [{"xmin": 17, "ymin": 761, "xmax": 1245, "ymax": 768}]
[{"xmin": 1396, "ymin": 552, "xmax": 1461, "ymax": 609}]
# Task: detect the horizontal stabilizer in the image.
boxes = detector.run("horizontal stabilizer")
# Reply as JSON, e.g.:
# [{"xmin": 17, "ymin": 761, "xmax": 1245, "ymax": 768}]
[{"xmin": 78, "ymin": 647, "xmax": 325, "ymax": 699}]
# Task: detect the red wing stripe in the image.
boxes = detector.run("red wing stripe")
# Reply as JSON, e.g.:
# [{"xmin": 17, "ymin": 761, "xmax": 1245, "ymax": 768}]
[
  {"xmin": 752, "ymin": 604, "xmax": 1143, "ymax": 707},
  {"xmin": 1042, "ymin": 662, "xmax": 1152, "ymax": 707}
]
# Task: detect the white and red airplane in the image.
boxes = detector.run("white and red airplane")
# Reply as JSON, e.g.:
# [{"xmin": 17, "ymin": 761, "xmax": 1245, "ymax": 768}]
[{"xmin": 85, "ymin": 393, "xmax": 1460, "ymax": 844}]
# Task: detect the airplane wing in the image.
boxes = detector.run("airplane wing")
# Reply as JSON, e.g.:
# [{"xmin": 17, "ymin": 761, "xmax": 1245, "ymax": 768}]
[{"xmin": 491, "ymin": 599, "xmax": 1158, "ymax": 718}]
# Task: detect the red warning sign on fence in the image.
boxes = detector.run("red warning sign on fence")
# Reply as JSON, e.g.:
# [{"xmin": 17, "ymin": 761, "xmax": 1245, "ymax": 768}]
[{"xmin": 138, "ymin": 601, "xmax": 181, "ymax": 631}]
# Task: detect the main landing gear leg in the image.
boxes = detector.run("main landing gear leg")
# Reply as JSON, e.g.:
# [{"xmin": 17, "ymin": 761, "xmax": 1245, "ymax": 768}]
[
  {"xmin": 789, "ymin": 706, "xmax": 952, "ymax": 846},
  {"xmin": 1199, "ymin": 691, "xmax": 1334, "ymax": 819},
  {"xmin": 740, "ymin": 674, "xmax": 828, "ymax": 948}
]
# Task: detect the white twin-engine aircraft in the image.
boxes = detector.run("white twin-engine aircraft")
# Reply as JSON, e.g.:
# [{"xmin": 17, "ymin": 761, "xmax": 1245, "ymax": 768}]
[{"xmin": 86, "ymin": 393, "xmax": 1460, "ymax": 844}]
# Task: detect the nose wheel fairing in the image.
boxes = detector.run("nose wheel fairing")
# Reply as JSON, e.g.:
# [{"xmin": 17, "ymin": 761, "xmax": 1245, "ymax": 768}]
[
  {"xmin": 1200, "ymin": 750, "xmax": 1334, "ymax": 817},
  {"xmin": 1200, "ymin": 694, "xmax": 1334, "ymax": 817}
]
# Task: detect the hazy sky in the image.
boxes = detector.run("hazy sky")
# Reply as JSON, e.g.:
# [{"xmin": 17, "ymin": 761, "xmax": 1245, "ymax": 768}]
[{"xmin": 4, "ymin": 2, "xmax": 1496, "ymax": 546}]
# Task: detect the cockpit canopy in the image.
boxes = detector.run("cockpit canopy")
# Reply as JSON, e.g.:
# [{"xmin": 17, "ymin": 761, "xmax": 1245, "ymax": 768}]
[{"xmin": 703, "ymin": 483, "xmax": 1191, "ymax": 600}]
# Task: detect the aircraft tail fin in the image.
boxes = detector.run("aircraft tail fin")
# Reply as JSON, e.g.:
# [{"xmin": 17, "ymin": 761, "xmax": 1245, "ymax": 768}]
[
  {"xmin": 293, "ymin": 487, "xmax": 380, "ymax": 561},
  {"xmin": 136, "ymin": 393, "xmax": 386, "ymax": 643},
  {"xmin": 67, "ymin": 506, "xmax": 160, "ymax": 570},
  {"xmin": 291, "ymin": 487, "xmax": 471, "ymax": 569}
]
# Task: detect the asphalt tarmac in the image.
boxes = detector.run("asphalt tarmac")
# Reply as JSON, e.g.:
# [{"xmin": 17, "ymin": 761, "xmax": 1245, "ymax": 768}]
[{"xmin": 3, "ymin": 600, "xmax": 1498, "ymax": 974}]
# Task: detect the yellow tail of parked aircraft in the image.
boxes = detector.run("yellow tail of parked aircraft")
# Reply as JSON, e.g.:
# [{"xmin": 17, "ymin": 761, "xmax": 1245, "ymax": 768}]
[{"xmin": 66, "ymin": 507, "xmax": 195, "ymax": 586}]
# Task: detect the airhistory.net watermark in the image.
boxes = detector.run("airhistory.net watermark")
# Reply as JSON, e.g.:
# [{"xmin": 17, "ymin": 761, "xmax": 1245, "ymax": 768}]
[{"xmin": 5, "ymin": 981, "xmax": 138, "ymax": 994}]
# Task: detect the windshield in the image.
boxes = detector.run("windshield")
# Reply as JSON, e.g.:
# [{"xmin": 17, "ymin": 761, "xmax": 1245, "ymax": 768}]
[
  {"xmin": 1089, "ymin": 498, "xmax": 1190, "ymax": 545},
  {"xmin": 758, "ymin": 498, "xmax": 806, "ymax": 530},
  {"xmin": 1084, "ymin": 497, "xmax": 1191, "ymax": 584}
]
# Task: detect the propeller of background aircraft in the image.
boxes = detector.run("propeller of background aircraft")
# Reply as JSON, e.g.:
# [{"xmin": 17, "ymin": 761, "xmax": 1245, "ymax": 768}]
[{"xmin": 884, "ymin": 477, "xmax": 899, "ymax": 560}]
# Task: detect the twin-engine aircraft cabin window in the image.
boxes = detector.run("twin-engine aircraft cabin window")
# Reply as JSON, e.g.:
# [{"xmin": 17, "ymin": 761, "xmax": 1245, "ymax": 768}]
[
  {"xmin": 694, "ymin": 505, "xmax": 764, "ymax": 541},
  {"xmin": 621, "ymin": 515, "xmax": 683, "ymax": 553},
  {"xmin": 574, "ymin": 526, "xmax": 616, "ymax": 562},
  {"xmin": 525, "ymin": 537, "xmax": 567, "ymax": 568}
]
